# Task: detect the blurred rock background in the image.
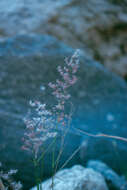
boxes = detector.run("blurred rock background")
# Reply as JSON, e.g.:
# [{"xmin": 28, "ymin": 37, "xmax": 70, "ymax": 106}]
[{"xmin": 0, "ymin": 0, "xmax": 127, "ymax": 78}]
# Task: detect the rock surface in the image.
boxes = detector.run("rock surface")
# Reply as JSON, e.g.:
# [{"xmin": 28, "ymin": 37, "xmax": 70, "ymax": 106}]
[
  {"xmin": 87, "ymin": 160, "xmax": 127, "ymax": 190},
  {"xmin": 31, "ymin": 165, "xmax": 108, "ymax": 190},
  {"xmin": 79, "ymin": 132, "xmax": 127, "ymax": 176},
  {"xmin": 0, "ymin": 0, "xmax": 127, "ymax": 77},
  {"xmin": 0, "ymin": 34, "xmax": 127, "ymax": 189}
]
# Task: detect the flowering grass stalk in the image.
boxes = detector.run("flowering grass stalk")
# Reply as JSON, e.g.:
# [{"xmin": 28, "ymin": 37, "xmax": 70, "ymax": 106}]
[{"xmin": 22, "ymin": 50, "xmax": 80, "ymax": 190}]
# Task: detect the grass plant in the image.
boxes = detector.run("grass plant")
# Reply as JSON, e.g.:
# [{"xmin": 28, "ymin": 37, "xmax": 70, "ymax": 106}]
[{"xmin": 22, "ymin": 50, "xmax": 80, "ymax": 190}]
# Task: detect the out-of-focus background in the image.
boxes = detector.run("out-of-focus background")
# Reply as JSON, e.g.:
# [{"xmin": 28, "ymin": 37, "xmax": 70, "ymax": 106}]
[
  {"xmin": 0, "ymin": 1, "xmax": 127, "ymax": 190},
  {"xmin": 1, "ymin": 0, "xmax": 127, "ymax": 78}
]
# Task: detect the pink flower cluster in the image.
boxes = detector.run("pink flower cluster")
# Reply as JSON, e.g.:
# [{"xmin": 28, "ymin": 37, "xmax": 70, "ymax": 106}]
[
  {"xmin": 49, "ymin": 49, "xmax": 80, "ymax": 124},
  {"xmin": 22, "ymin": 101, "xmax": 57, "ymax": 159},
  {"xmin": 0, "ymin": 162, "xmax": 22, "ymax": 190},
  {"xmin": 22, "ymin": 50, "xmax": 80, "ymax": 159}
]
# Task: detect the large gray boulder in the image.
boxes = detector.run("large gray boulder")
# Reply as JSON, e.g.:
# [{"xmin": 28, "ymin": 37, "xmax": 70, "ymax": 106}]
[
  {"xmin": 0, "ymin": 0, "xmax": 127, "ymax": 77},
  {"xmin": 0, "ymin": 34, "xmax": 127, "ymax": 189},
  {"xmin": 31, "ymin": 165, "xmax": 108, "ymax": 190}
]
